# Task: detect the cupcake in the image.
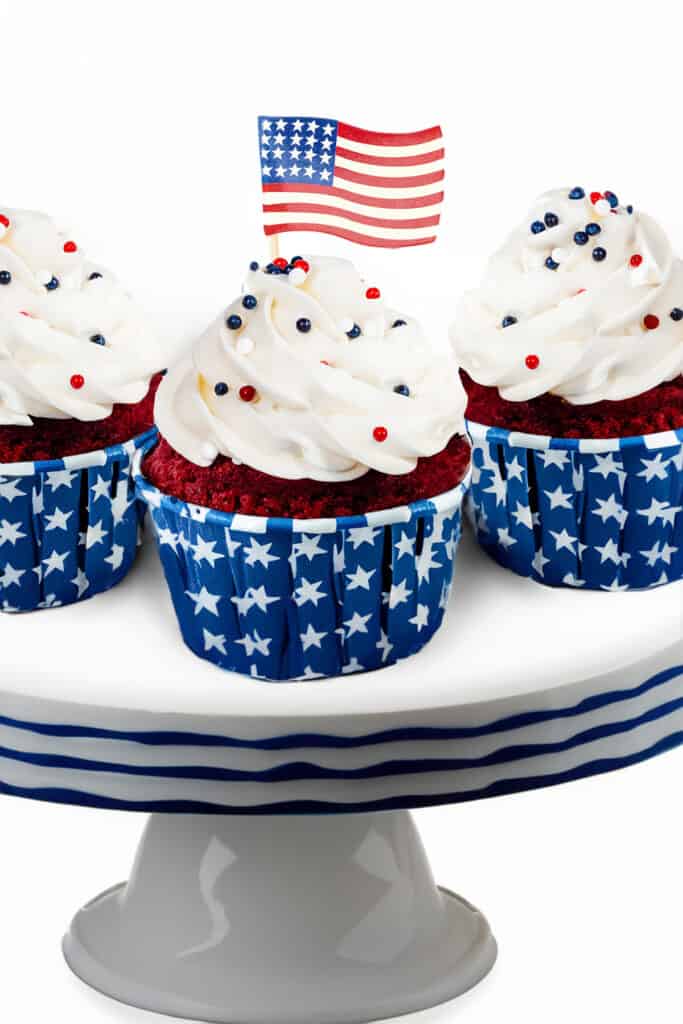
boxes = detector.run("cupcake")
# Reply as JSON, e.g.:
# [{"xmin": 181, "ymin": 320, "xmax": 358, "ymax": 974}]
[
  {"xmin": 0, "ymin": 207, "xmax": 162, "ymax": 612},
  {"xmin": 451, "ymin": 187, "xmax": 683, "ymax": 590},
  {"xmin": 137, "ymin": 254, "xmax": 470, "ymax": 680}
]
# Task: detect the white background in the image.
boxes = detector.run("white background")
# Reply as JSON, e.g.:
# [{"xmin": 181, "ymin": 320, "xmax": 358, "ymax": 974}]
[{"xmin": 0, "ymin": 1, "xmax": 681, "ymax": 1022}]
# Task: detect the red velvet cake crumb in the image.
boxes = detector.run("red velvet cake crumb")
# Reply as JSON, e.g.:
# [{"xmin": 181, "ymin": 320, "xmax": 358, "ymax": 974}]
[
  {"xmin": 143, "ymin": 434, "xmax": 471, "ymax": 518},
  {"xmin": 461, "ymin": 371, "xmax": 683, "ymax": 439},
  {"xmin": 0, "ymin": 373, "xmax": 162, "ymax": 463}
]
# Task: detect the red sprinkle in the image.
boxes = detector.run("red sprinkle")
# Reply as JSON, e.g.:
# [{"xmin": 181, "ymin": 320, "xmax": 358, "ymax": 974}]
[
  {"xmin": 576, "ymin": 288, "xmax": 587, "ymax": 295},
  {"xmin": 273, "ymin": 257, "xmax": 288, "ymax": 269},
  {"xmin": 373, "ymin": 426, "xmax": 388, "ymax": 442},
  {"xmin": 643, "ymin": 314, "xmax": 660, "ymax": 330},
  {"xmin": 525, "ymin": 354, "xmax": 540, "ymax": 370},
  {"xmin": 239, "ymin": 385, "xmax": 256, "ymax": 402},
  {"xmin": 590, "ymin": 191, "xmax": 603, "ymax": 204},
  {"xmin": 19, "ymin": 311, "xmax": 31, "ymax": 317},
  {"xmin": 70, "ymin": 374, "xmax": 85, "ymax": 390},
  {"xmin": 630, "ymin": 254, "xmax": 643, "ymax": 268},
  {"xmin": 0, "ymin": 214, "xmax": 10, "ymax": 228},
  {"xmin": 292, "ymin": 258, "xmax": 310, "ymax": 272},
  {"xmin": 63, "ymin": 241, "xmax": 78, "ymax": 253},
  {"xmin": 366, "ymin": 287, "xmax": 381, "ymax": 300}
]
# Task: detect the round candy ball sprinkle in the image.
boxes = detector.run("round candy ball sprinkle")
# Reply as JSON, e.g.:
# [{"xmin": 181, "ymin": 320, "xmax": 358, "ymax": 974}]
[
  {"xmin": 242, "ymin": 294, "xmax": 257, "ymax": 309},
  {"xmin": 89, "ymin": 272, "xmax": 103, "ymax": 281},
  {"xmin": 592, "ymin": 247, "xmax": 607, "ymax": 262},
  {"xmin": 45, "ymin": 276, "xmax": 60, "ymax": 290},
  {"xmin": 595, "ymin": 198, "xmax": 611, "ymax": 215},
  {"xmin": 590, "ymin": 192, "xmax": 603, "ymax": 205},
  {"xmin": 373, "ymin": 426, "xmax": 388, "ymax": 442},
  {"xmin": 0, "ymin": 213, "xmax": 10, "ymax": 228},
  {"xmin": 392, "ymin": 319, "xmax": 407, "ymax": 328},
  {"xmin": 239, "ymin": 385, "xmax": 257, "ymax": 402},
  {"xmin": 90, "ymin": 334, "xmax": 106, "ymax": 346},
  {"xmin": 63, "ymin": 241, "xmax": 78, "ymax": 253},
  {"xmin": 545, "ymin": 257, "xmax": 559, "ymax": 271},
  {"xmin": 530, "ymin": 220, "xmax": 546, "ymax": 234},
  {"xmin": 227, "ymin": 314, "xmax": 243, "ymax": 330},
  {"xmin": 273, "ymin": 258, "xmax": 288, "ymax": 270},
  {"xmin": 249, "ymin": 261, "xmax": 259, "ymax": 271},
  {"xmin": 296, "ymin": 317, "xmax": 312, "ymax": 333},
  {"xmin": 568, "ymin": 187, "xmax": 585, "ymax": 200},
  {"xmin": 292, "ymin": 258, "xmax": 310, "ymax": 273},
  {"xmin": 525, "ymin": 354, "xmax": 540, "ymax": 370},
  {"xmin": 604, "ymin": 191, "xmax": 619, "ymax": 209},
  {"xmin": 643, "ymin": 314, "xmax": 660, "ymax": 330},
  {"xmin": 70, "ymin": 374, "xmax": 85, "ymax": 390},
  {"xmin": 544, "ymin": 212, "xmax": 559, "ymax": 228},
  {"xmin": 394, "ymin": 384, "xmax": 410, "ymax": 397},
  {"xmin": 574, "ymin": 231, "xmax": 588, "ymax": 246},
  {"xmin": 670, "ymin": 308, "xmax": 683, "ymax": 322},
  {"xmin": 586, "ymin": 222, "xmax": 601, "ymax": 236},
  {"xmin": 501, "ymin": 315, "xmax": 517, "ymax": 328},
  {"xmin": 551, "ymin": 247, "xmax": 568, "ymax": 263},
  {"xmin": 366, "ymin": 287, "xmax": 380, "ymax": 300},
  {"xmin": 201, "ymin": 442, "xmax": 218, "ymax": 463},
  {"xmin": 289, "ymin": 268, "xmax": 306, "ymax": 286},
  {"xmin": 630, "ymin": 254, "xmax": 643, "ymax": 268},
  {"xmin": 626, "ymin": 205, "xmax": 634, "ymax": 215},
  {"xmin": 214, "ymin": 382, "xmax": 229, "ymax": 396},
  {"xmin": 347, "ymin": 323, "xmax": 361, "ymax": 339},
  {"xmin": 0, "ymin": 270, "xmax": 11, "ymax": 285}
]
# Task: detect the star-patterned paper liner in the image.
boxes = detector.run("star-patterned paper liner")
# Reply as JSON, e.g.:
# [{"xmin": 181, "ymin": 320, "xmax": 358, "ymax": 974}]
[
  {"xmin": 0, "ymin": 427, "xmax": 157, "ymax": 613},
  {"xmin": 466, "ymin": 420, "xmax": 683, "ymax": 591},
  {"xmin": 134, "ymin": 444, "xmax": 471, "ymax": 682}
]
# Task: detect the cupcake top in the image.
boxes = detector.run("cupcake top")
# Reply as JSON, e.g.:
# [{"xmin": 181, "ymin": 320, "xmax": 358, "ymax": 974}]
[
  {"xmin": 451, "ymin": 187, "xmax": 683, "ymax": 405},
  {"xmin": 155, "ymin": 255, "xmax": 465, "ymax": 481},
  {"xmin": 0, "ymin": 207, "xmax": 161, "ymax": 425}
]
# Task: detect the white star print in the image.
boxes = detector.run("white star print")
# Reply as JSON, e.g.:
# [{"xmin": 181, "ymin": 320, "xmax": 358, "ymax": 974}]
[
  {"xmin": 192, "ymin": 536, "xmax": 224, "ymax": 567},
  {"xmin": 637, "ymin": 497, "xmax": 681, "ymax": 527},
  {"xmin": 0, "ymin": 478, "xmax": 24, "ymax": 502},
  {"xmin": 497, "ymin": 527, "xmax": 517, "ymax": 549},
  {"xmin": 157, "ymin": 527, "xmax": 179, "ymax": 552},
  {"xmin": 294, "ymin": 534, "xmax": 326, "ymax": 560},
  {"xmin": 275, "ymin": 118, "xmax": 286, "ymax": 131},
  {"xmin": 292, "ymin": 119, "xmax": 303, "ymax": 132},
  {"xmin": 319, "ymin": 170, "xmax": 331, "ymax": 182},
  {"xmin": 307, "ymin": 119, "xmax": 319, "ymax": 133},
  {"xmin": 38, "ymin": 594, "xmax": 61, "ymax": 609},
  {"xmin": 289, "ymin": 164, "xmax": 300, "ymax": 177},
  {"xmin": 300, "ymin": 622, "xmax": 327, "ymax": 652},
  {"xmin": 342, "ymin": 657, "xmax": 364, "ymax": 675},
  {"xmin": 539, "ymin": 449, "xmax": 569, "ymax": 470},
  {"xmin": 45, "ymin": 469, "xmax": 77, "ymax": 491},
  {"xmin": 417, "ymin": 543, "xmax": 442, "ymax": 583},
  {"xmin": 638, "ymin": 453, "xmax": 670, "ymax": 482},
  {"xmin": 275, "ymin": 165, "xmax": 286, "ymax": 178},
  {"xmin": 273, "ymin": 145, "xmax": 284, "ymax": 159},
  {"xmin": 376, "ymin": 630, "xmax": 394, "ymax": 663},
  {"xmin": 590, "ymin": 452, "xmax": 625, "ymax": 485},
  {"xmin": 640, "ymin": 540, "xmax": 678, "ymax": 567},
  {"xmin": 71, "ymin": 569, "xmax": 89, "ymax": 598},
  {"xmin": 104, "ymin": 544, "xmax": 125, "ymax": 571},
  {"xmin": 85, "ymin": 520, "xmax": 108, "ymax": 549},
  {"xmin": 601, "ymin": 577, "xmax": 629, "ymax": 592},
  {"xmin": 394, "ymin": 531, "xmax": 415, "ymax": 559},
  {"xmin": 484, "ymin": 469, "xmax": 507, "ymax": 506},
  {"xmin": 0, "ymin": 519, "xmax": 26, "ymax": 546},
  {"xmin": 544, "ymin": 485, "xmax": 573, "ymax": 510},
  {"xmin": 346, "ymin": 565, "xmax": 376, "ymax": 591},
  {"xmin": 347, "ymin": 526, "xmax": 380, "ymax": 550},
  {"xmin": 91, "ymin": 475, "xmax": 111, "ymax": 501},
  {"xmin": 294, "ymin": 577, "xmax": 327, "ymax": 607},
  {"xmin": 303, "ymin": 166, "xmax": 315, "ymax": 178},
  {"xmin": 236, "ymin": 630, "xmax": 271, "ymax": 657},
  {"xmin": 185, "ymin": 585, "xmax": 221, "ymax": 616},
  {"xmin": 249, "ymin": 585, "xmax": 280, "ymax": 612},
  {"xmin": 592, "ymin": 493, "xmax": 627, "ymax": 525},
  {"xmin": 532, "ymin": 549, "xmax": 550, "ymax": 576},
  {"xmin": 512, "ymin": 501, "xmax": 533, "ymax": 529},
  {"xmin": 333, "ymin": 544, "xmax": 345, "ymax": 574},
  {"xmin": 506, "ymin": 457, "xmax": 525, "ymax": 482},
  {"xmin": 243, "ymin": 537, "xmax": 280, "ymax": 568},
  {"xmin": 320, "ymin": 152, "xmax": 331, "ymax": 165},
  {"xmin": 44, "ymin": 507, "xmax": 72, "ymax": 531},
  {"xmin": 0, "ymin": 563, "xmax": 25, "ymax": 588},
  {"xmin": 562, "ymin": 573, "xmax": 586, "ymax": 587},
  {"xmin": 389, "ymin": 579, "xmax": 413, "ymax": 608},
  {"xmin": 261, "ymin": 119, "xmax": 272, "ymax": 131},
  {"xmin": 572, "ymin": 464, "xmax": 585, "ymax": 491},
  {"xmin": 32, "ymin": 488, "xmax": 44, "ymax": 515},
  {"xmin": 273, "ymin": 132, "xmax": 285, "ymax": 145},
  {"xmin": 594, "ymin": 538, "xmax": 625, "ymax": 566},
  {"xmin": 231, "ymin": 592, "xmax": 254, "ymax": 616},
  {"xmin": 225, "ymin": 529, "xmax": 242, "ymax": 557},
  {"xmin": 439, "ymin": 580, "xmax": 452, "ymax": 610},
  {"xmin": 321, "ymin": 138, "xmax": 333, "ymax": 150},
  {"xmin": 203, "ymin": 629, "xmax": 227, "ymax": 655},
  {"xmin": 409, "ymin": 604, "xmax": 430, "ymax": 632},
  {"xmin": 42, "ymin": 549, "xmax": 68, "ymax": 576},
  {"xmin": 299, "ymin": 665, "xmax": 324, "ymax": 680},
  {"xmin": 343, "ymin": 610, "xmax": 372, "ymax": 637},
  {"xmin": 322, "ymin": 122, "xmax": 334, "ymax": 136},
  {"xmin": 111, "ymin": 489, "xmax": 133, "ymax": 525},
  {"xmin": 671, "ymin": 449, "xmax": 683, "ymax": 472},
  {"xmin": 550, "ymin": 528, "xmax": 577, "ymax": 553}
]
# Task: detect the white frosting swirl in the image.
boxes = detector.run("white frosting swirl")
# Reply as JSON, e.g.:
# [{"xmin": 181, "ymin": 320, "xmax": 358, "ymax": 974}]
[
  {"xmin": 451, "ymin": 188, "xmax": 683, "ymax": 404},
  {"xmin": 0, "ymin": 207, "xmax": 161, "ymax": 425},
  {"xmin": 156, "ymin": 255, "xmax": 465, "ymax": 481}
]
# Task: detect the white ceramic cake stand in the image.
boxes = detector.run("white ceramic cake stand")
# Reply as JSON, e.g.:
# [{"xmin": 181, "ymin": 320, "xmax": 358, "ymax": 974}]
[{"xmin": 1, "ymin": 532, "xmax": 681, "ymax": 1024}]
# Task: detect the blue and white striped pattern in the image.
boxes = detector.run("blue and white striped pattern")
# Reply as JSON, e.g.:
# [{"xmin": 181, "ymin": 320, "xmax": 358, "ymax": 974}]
[
  {"xmin": 467, "ymin": 422, "xmax": 683, "ymax": 591},
  {"xmin": 135, "ymin": 447, "xmax": 469, "ymax": 681},
  {"xmin": 0, "ymin": 428, "xmax": 156, "ymax": 613},
  {"xmin": 0, "ymin": 656, "xmax": 679, "ymax": 813}
]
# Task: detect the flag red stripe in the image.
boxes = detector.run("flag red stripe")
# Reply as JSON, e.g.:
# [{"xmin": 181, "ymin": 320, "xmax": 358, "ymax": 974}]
[
  {"xmin": 335, "ymin": 145, "xmax": 444, "ymax": 168},
  {"xmin": 263, "ymin": 202, "xmax": 440, "ymax": 230},
  {"xmin": 333, "ymin": 165, "xmax": 445, "ymax": 189},
  {"xmin": 264, "ymin": 223, "xmax": 437, "ymax": 248},
  {"xmin": 337, "ymin": 122, "xmax": 442, "ymax": 146},
  {"xmin": 263, "ymin": 183, "xmax": 444, "ymax": 210}
]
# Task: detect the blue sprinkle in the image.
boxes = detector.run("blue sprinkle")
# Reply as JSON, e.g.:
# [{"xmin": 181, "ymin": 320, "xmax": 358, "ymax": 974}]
[
  {"xmin": 290, "ymin": 255, "xmax": 303, "ymax": 264},
  {"xmin": 670, "ymin": 308, "xmax": 683, "ymax": 322},
  {"xmin": 626, "ymin": 205, "xmax": 634, "ymax": 215},
  {"xmin": 45, "ymin": 276, "xmax": 60, "ymax": 291},
  {"xmin": 0, "ymin": 270, "xmax": 11, "ymax": 285},
  {"xmin": 394, "ymin": 384, "xmax": 410, "ymax": 397},
  {"xmin": 392, "ymin": 319, "xmax": 407, "ymax": 328},
  {"xmin": 592, "ymin": 247, "xmax": 607, "ymax": 262},
  {"xmin": 586, "ymin": 222, "xmax": 601, "ymax": 236},
  {"xmin": 214, "ymin": 382, "xmax": 229, "ymax": 396},
  {"xmin": 530, "ymin": 220, "xmax": 546, "ymax": 234},
  {"xmin": 568, "ymin": 187, "xmax": 585, "ymax": 200},
  {"xmin": 226, "ymin": 314, "xmax": 242, "ymax": 330},
  {"xmin": 347, "ymin": 324, "xmax": 361, "ymax": 339},
  {"xmin": 88, "ymin": 272, "xmax": 103, "ymax": 281},
  {"xmin": 544, "ymin": 212, "xmax": 559, "ymax": 228},
  {"xmin": 501, "ymin": 315, "xmax": 517, "ymax": 328},
  {"xmin": 545, "ymin": 257, "xmax": 559, "ymax": 270},
  {"xmin": 242, "ymin": 294, "xmax": 257, "ymax": 310},
  {"xmin": 296, "ymin": 317, "xmax": 312, "ymax": 333},
  {"xmin": 249, "ymin": 261, "xmax": 259, "ymax": 271},
  {"xmin": 574, "ymin": 231, "xmax": 589, "ymax": 246},
  {"xmin": 89, "ymin": 334, "xmax": 106, "ymax": 346},
  {"xmin": 604, "ymin": 191, "xmax": 619, "ymax": 208}
]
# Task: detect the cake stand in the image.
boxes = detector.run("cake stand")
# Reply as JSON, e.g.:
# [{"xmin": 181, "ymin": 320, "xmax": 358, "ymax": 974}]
[{"xmin": 0, "ymin": 531, "xmax": 680, "ymax": 1024}]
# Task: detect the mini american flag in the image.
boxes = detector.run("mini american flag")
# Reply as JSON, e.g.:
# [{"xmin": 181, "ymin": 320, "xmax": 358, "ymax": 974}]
[{"xmin": 258, "ymin": 116, "xmax": 444, "ymax": 249}]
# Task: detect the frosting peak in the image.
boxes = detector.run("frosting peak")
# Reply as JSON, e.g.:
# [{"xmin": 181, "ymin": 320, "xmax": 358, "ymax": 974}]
[
  {"xmin": 451, "ymin": 187, "xmax": 683, "ymax": 404},
  {"xmin": 0, "ymin": 207, "xmax": 161, "ymax": 425},
  {"xmin": 156, "ymin": 255, "xmax": 465, "ymax": 480}
]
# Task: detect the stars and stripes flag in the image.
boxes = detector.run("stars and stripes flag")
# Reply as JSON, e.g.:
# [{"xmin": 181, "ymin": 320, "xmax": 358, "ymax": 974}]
[{"xmin": 258, "ymin": 116, "xmax": 444, "ymax": 249}]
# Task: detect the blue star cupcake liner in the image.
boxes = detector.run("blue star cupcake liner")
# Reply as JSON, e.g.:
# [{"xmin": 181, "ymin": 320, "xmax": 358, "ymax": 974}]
[
  {"xmin": 467, "ymin": 421, "xmax": 683, "ymax": 591},
  {"xmin": 134, "ymin": 445, "xmax": 470, "ymax": 682},
  {"xmin": 0, "ymin": 427, "xmax": 157, "ymax": 613}
]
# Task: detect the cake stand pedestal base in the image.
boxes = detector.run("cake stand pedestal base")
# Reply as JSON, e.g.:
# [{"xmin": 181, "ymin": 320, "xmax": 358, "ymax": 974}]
[{"xmin": 63, "ymin": 811, "xmax": 497, "ymax": 1024}]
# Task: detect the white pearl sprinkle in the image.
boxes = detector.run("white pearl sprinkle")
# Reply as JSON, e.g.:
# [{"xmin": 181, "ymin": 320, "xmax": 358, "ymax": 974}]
[
  {"xmin": 201, "ymin": 442, "xmax": 218, "ymax": 463},
  {"xmin": 594, "ymin": 199, "xmax": 611, "ymax": 216},
  {"xmin": 339, "ymin": 317, "xmax": 354, "ymax": 334},
  {"xmin": 289, "ymin": 267, "xmax": 306, "ymax": 286},
  {"xmin": 551, "ymin": 247, "xmax": 568, "ymax": 263},
  {"xmin": 236, "ymin": 335, "xmax": 254, "ymax": 355}
]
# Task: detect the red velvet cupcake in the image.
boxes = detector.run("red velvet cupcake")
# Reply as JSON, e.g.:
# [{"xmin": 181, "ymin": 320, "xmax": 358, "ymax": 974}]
[
  {"xmin": 0, "ymin": 207, "xmax": 162, "ymax": 612},
  {"xmin": 137, "ymin": 254, "xmax": 470, "ymax": 680}
]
